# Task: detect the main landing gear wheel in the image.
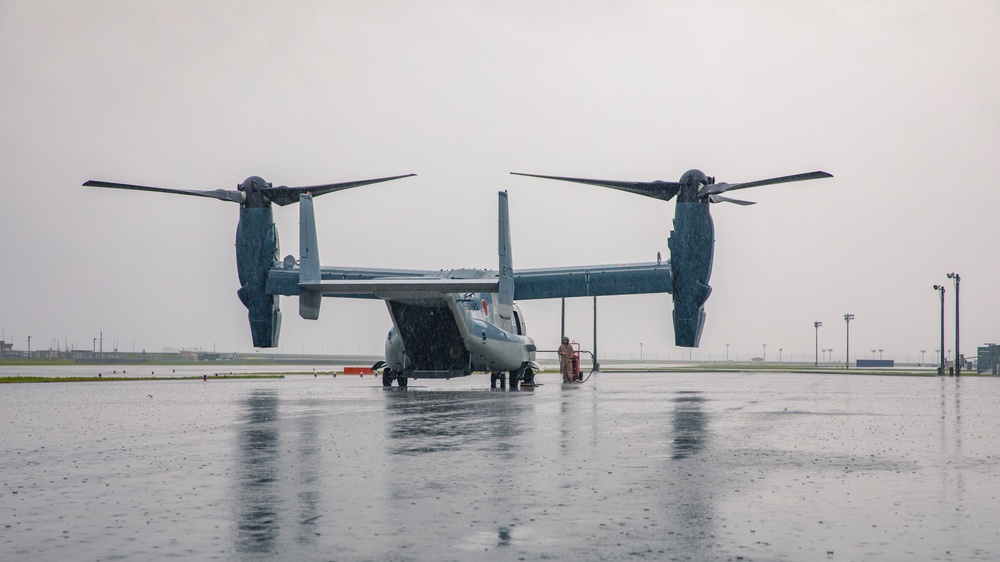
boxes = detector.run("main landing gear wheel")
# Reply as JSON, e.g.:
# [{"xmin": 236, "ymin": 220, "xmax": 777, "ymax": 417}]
[
  {"xmin": 521, "ymin": 367, "xmax": 535, "ymax": 387},
  {"xmin": 507, "ymin": 371, "xmax": 520, "ymax": 388},
  {"xmin": 397, "ymin": 375, "xmax": 408, "ymax": 388},
  {"xmin": 383, "ymin": 368, "xmax": 394, "ymax": 387},
  {"xmin": 490, "ymin": 372, "xmax": 500, "ymax": 388}
]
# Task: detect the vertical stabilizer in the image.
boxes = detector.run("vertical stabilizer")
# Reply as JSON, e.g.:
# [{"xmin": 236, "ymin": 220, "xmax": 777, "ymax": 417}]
[
  {"xmin": 497, "ymin": 191, "xmax": 514, "ymax": 323},
  {"xmin": 299, "ymin": 193, "xmax": 322, "ymax": 320}
]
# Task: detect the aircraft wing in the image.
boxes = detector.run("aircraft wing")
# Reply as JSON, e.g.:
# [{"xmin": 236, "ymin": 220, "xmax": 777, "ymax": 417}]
[
  {"xmin": 268, "ymin": 262, "xmax": 670, "ymax": 300},
  {"xmin": 512, "ymin": 261, "xmax": 672, "ymax": 300},
  {"xmin": 299, "ymin": 278, "xmax": 499, "ymax": 300}
]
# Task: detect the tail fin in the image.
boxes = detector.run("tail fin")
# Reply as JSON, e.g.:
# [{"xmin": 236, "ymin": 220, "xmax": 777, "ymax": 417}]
[
  {"xmin": 298, "ymin": 193, "xmax": 322, "ymax": 320},
  {"xmin": 497, "ymin": 191, "xmax": 514, "ymax": 318}
]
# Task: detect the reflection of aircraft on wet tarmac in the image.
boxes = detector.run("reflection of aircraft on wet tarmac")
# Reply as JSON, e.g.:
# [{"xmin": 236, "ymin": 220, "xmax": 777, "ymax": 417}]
[{"xmin": 85, "ymin": 167, "xmax": 829, "ymax": 387}]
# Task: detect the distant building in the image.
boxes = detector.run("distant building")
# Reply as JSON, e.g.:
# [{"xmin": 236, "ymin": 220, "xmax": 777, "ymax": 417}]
[
  {"xmin": 978, "ymin": 344, "xmax": 1000, "ymax": 375},
  {"xmin": 0, "ymin": 341, "xmax": 12, "ymax": 356}
]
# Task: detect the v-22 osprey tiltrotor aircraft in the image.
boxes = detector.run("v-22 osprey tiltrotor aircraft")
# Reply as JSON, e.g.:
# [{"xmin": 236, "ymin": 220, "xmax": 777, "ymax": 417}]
[{"xmin": 84, "ymin": 166, "xmax": 830, "ymax": 387}]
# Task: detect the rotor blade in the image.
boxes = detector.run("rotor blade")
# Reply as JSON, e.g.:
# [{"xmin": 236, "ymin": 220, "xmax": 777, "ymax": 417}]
[
  {"xmin": 263, "ymin": 173, "xmax": 417, "ymax": 206},
  {"xmin": 708, "ymin": 194, "xmax": 756, "ymax": 206},
  {"xmin": 83, "ymin": 180, "xmax": 244, "ymax": 203},
  {"xmin": 511, "ymin": 172, "xmax": 682, "ymax": 201},
  {"xmin": 699, "ymin": 171, "xmax": 832, "ymax": 197}
]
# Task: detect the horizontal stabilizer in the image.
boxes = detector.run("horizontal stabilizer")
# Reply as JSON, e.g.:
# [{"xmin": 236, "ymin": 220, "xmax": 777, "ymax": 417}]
[{"xmin": 300, "ymin": 278, "xmax": 499, "ymax": 299}]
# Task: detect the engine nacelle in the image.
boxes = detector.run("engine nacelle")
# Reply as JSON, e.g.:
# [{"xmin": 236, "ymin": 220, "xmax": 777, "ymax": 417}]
[
  {"xmin": 669, "ymin": 201, "xmax": 714, "ymax": 348},
  {"xmin": 236, "ymin": 206, "xmax": 282, "ymax": 347}
]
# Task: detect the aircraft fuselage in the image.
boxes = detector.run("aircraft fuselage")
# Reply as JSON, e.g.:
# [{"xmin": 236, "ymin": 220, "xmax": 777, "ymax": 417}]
[{"xmin": 382, "ymin": 270, "xmax": 537, "ymax": 379}]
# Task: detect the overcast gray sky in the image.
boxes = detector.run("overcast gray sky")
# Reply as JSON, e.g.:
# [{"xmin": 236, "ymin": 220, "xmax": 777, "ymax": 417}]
[{"xmin": 2, "ymin": 1, "xmax": 998, "ymax": 362}]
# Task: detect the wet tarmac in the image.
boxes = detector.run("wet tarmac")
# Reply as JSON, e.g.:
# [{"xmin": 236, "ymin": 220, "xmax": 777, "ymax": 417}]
[{"xmin": 2, "ymin": 371, "xmax": 998, "ymax": 561}]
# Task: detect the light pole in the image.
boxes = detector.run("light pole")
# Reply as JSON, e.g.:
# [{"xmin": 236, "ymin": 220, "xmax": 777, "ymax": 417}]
[
  {"xmin": 946, "ymin": 272, "xmax": 961, "ymax": 376},
  {"xmin": 762, "ymin": 344, "xmax": 767, "ymax": 362},
  {"xmin": 933, "ymin": 284, "xmax": 945, "ymax": 375},
  {"xmin": 639, "ymin": 342, "xmax": 643, "ymax": 361},
  {"xmin": 871, "ymin": 349, "xmax": 876, "ymax": 360},
  {"xmin": 814, "ymin": 321, "xmax": 822, "ymax": 367},
  {"xmin": 879, "ymin": 349, "xmax": 883, "ymax": 360},
  {"xmin": 844, "ymin": 314, "xmax": 854, "ymax": 369},
  {"xmin": 779, "ymin": 348, "xmax": 783, "ymax": 363},
  {"xmin": 921, "ymin": 350, "xmax": 926, "ymax": 365},
  {"xmin": 725, "ymin": 343, "xmax": 730, "ymax": 362},
  {"xmin": 27, "ymin": 336, "xmax": 31, "ymax": 357}
]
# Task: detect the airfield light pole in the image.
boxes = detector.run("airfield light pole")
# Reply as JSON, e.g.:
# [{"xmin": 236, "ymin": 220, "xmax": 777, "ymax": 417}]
[
  {"xmin": 921, "ymin": 350, "xmax": 925, "ymax": 364},
  {"xmin": 879, "ymin": 349, "xmax": 883, "ymax": 360},
  {"xmin": 946, "ymin": 272, "xmax": 961, "ymax": 376},
  {"xmin": 844, "ymin": 314, "xmax": 854, "ymax": 369},
  {"xmin": 933, "ymin": 285, "xmax": 945, "ymax": 375},
  {"xmin": 814, "ymin": 321, "xmax": 822, "ymax": 367},
  {"xmin": 762, "ymin": 344, "xmax": 767, "ymax": 362},
  {"xmin": 725, "ymin": 343, "xmax": 730, "ymax": 362},
  {"xmin": 779, "ymin": 348, "xmax": 783, "ymax": 363},
  {"xmin": 27, "ymin": 336, "xmax": 30, "ymax": 357},
  {"xmin": 640, "ymin": 342, "xmax": 643, "ymax": 361}
]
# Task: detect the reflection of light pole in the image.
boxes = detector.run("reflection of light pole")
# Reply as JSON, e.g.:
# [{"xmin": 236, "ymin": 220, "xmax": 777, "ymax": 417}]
[
  {"xmin": 814, "ymin": 321, "xmax": 822, "ymax": 367},
  {"xmin": 946, "ymin": 272, "xmax": 961, "ymax": 376},
  {"xmin": 933, "ymin": 285, "xmax": 945, "ymax": 375},
  {"xmin": 844, "ymin": 314, "xmax": 854, "ymax": 369}
]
